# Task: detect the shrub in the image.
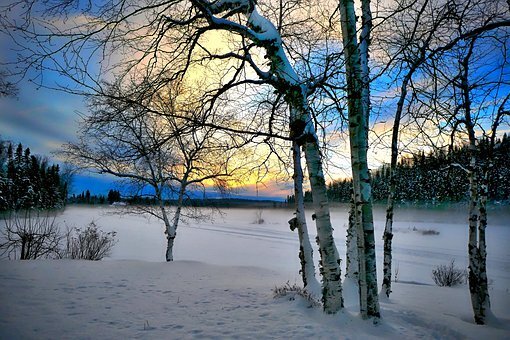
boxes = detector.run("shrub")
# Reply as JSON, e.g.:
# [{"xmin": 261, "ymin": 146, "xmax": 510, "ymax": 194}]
[
  {"xmin": 432, "ymin": 260, "xmax": 466, "ymax": 287},
  {"xmin": 272, "ymin": 281, "xmax": 321, "ymax": 308},
  {"xmin": 65, "ymin": 221, "xmax": 117, "ymax": 260},
  {"xmin": 254, "ymin": 209, "xmax": 264, "ymax": 224},
  {"xmin": 0, "ymin": 211, "xmax": 64, "ymax": 260},
  {"xmin": 419, "ymin": 229, "xmax": 440, "ymax": 235},
  {"xmin": 411, "ymin": 226, "xmax": 440, "ymax": 235}
]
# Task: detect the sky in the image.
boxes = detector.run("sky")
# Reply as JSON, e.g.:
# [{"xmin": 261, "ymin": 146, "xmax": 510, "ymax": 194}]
[
  {"xmin": 6, "ymin": 0, "xmax": 507, "ymax": 202},
  {"xmin": 0, "ymin": 4, "xmax": 331, "ymax": 202},
  {"xmin": 0, "ymin": 67, "xmax": 293, "ymax": 200},
  {"xmin": 0, "ymin": 81, "xmax": 292, "ymax": 200}
]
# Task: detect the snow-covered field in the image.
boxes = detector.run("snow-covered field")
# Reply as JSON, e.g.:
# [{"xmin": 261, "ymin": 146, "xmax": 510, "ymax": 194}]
[{"xmin": 1, "ymin": 205, "xmax": 509, "ymax": 339}]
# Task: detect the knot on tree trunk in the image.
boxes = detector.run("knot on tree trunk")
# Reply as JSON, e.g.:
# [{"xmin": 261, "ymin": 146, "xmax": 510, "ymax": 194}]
[{"xmin": 288, "ymin": 217, "xmax": 298, "ymax": 231}]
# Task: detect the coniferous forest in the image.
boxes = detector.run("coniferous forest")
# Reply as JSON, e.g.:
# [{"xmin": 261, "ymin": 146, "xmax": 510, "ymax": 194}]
[
  {"xmin": 288, "ymin": 134, "xmax": 510, "ymax": 204},
  {"xmin": 0, "ymin": 141, "xmax": 68, "ymax": 211}
]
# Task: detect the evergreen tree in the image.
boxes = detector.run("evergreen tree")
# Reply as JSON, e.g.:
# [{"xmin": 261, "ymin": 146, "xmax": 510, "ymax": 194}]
[
  {"xmin": 0, "ymin": 141, "xmax": 67, "ymax": 211},
  {"xmin": 316, "ymin": 140, "xmax": 510, "ymax": 204}
]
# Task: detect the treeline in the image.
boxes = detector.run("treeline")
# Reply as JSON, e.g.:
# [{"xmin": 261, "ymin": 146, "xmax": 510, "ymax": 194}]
[
  {"xmin": 288, "ymin": 135, "xmax": 510, "ymax": 204},
  {"xmin": 69, "ymin": 190, "xmax": 159, "ymax": 206},
  {"xmin": 68, "ymin": 189, "xmax": 123, "ymax": 205},
  {"xmin": 0, "ymin": 142, "xmax": 68, "ymax": 211}
]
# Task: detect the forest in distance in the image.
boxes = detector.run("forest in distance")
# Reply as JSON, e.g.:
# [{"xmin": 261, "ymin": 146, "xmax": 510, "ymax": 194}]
[
  {"xmin": 291, "ymin": 134, "xmax": 510, "ymax": 204},
  {"xmin": 3, "ymin": 135, "xmax": 510, "ymax": 211}
]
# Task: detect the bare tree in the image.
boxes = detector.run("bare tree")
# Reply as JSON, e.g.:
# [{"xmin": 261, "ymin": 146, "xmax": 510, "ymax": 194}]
[
  {"xmin": 406, "ymin": 8, "xmax": 509, "ymax": 321},
  {"xmin": 372, "ymin": 0, "xmax": 510, "ymax": 299},
  {"xmin": 445, "ymin": 39, "xmax": 507, "ymax": 325},
  {"xmin": 62, "ymin": 80, "xmax": 244, "ymax": 261}
]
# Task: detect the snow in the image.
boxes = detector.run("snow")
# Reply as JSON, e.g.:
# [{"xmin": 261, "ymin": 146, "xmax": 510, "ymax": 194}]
[{"xmin": 1, "ymin": 205, "xmax": 510, "ymax": 339}]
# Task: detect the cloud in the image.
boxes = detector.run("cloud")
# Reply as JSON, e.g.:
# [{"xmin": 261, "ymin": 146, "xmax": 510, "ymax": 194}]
[{"xmin": 0, "ymin": 84, "xmax": 83, "ymax": 156}]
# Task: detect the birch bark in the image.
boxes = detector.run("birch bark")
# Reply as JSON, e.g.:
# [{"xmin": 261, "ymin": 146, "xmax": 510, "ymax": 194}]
[
  {"xmin": 159, "ymin": 163, "xmax": 189, "ymax": 262},
  {"xmin": 290, "ymin": 141, "xmax": 321, "ymax": 298},
  {"xmin": 244, "ymin": 3, "xmax": 344, "ymax": 313},
  {"xmin": 338, "ymin": 0, "xmax": 380, "ymax": 319},
  {"xmin": 345, "ymin": 196, "xmax": 359, "ymax": 280},
  {"xmin": 460, "ymin": 41, "xmax": 491, "ymax": 324},
  {"xmin": 157, "ymin": 187, "xmax": 176, "ymax": 262},
  {"xmin": 291, "ymin": 103, "xmax": 344, "ymax": 313}
]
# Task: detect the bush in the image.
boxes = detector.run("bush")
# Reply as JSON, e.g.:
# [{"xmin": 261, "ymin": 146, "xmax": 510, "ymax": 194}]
[
  {"xmin": 65, "ymin": 221, "xmax": 117, "ymax": 260},
  {"xmin": 272, "ymin": 281, "xmax": 321, "ymax": 308},
  {"xmin": 0, "ymin": 211, "xmax": 64, "ymax": 260},
  {"xmin": 411, "ymin": 226, "xmax": 440, "ymax": 235},
  {"xmin": 432, "ymin": 260, "xmax": 466, "ymax": 287},
  {"xmin": 254, "ymin": 209, "xmax": 264, "ymax": 224}
]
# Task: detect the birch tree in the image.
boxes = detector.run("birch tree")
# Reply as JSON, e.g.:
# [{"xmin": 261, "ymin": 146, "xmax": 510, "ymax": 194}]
[
  {"xmin": 338, "ymin": 0, "xmax": 380, "ymax": 319},
  {"xmin": 441, "ymin": 39, "xmax": 507, "ymax": 325},
  {"xmin": 409, "ymin": 13, "xmax": 509, "ymax": 322},
  {"xmin": 373, "ymin": 0, "xmax": 510, "ymax": 298},
  {"xmin": 375, "ymin": 0, "xmax": 457, "ymax": 299},
  {"xmin": 288, "ymin": 141, "xmax": 320, "ymax": 298},
  {"xmin": 62, "ymin": 81, "xmax": 241, "ymax": 261}
]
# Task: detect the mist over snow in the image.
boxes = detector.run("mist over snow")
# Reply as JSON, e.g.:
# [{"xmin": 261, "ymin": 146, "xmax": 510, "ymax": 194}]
[{"xmin": 1, "ymin": 205, "xmax": 509, "ymax": 339}]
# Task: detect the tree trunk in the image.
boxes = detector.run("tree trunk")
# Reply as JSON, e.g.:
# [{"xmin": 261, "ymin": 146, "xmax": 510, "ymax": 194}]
[
  {"xmin": 467, "ymin": 158, "xmax": 482, "ymax": 323},
  {"xmin": 161, "ymin": 203, "xmax": 175, "ymax": 262},
  {"xmin": 467, "ymin": 164, "xmax": 491, "ymax": 324},
  {"xmin": 303, "ymin": 138, "xmax": 344, "ymax": 313},
  {"xmin": 461, "ymin": 42, "xmax": 491, "ymax": 324},
  {"xmin": 338, "ymin": 0, "xmax": 380, "ymax": 319},
  {"xmin": 289, "ymin": 97, "xmax": 343, "ymax": 314},
  {"xmin": 381, "ymin": 74, "xmax": 410, "ymax": 298},
  {"xmin": 289, "ymin": 141, "xmax": 321, "ymax": 298},
  {"xmin": 477, "ymin": 171, "xmax": 491, "ymax": 323},
  {"xmin": 165, "ymin": 233, "xmax": 175, "ymax": 262},
  {"xmin": 237, "ymin": 5, "xmax": 343, "ymax": 313},
  {"xmin": 163, "ymin": 180, "xmax": 187, "ymax": 262},
  {"xmin": 20, "ymin": 237, "xmax": 27, "ymax": 260},
  {"xmin": 381, "ymin": 182, "xmax": 395, "ymax": 298},
  {"xmin": 345, "ymin": 195, "xmax": 359, "ymax": 280}
]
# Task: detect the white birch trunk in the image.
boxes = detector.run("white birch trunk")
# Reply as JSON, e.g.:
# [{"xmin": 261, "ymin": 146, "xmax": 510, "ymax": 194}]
[
  {"xmin": 460, "ymin": 45, "xmax": 491, "ymax": 324},
  {"xmin": 289, "ymin": 141, "xmax": 321, "ymax": 298},
  {"xmin": 477, "ymin": 172, "xmax": 491, "ymax": 322},
  {"xmin": 338, "ymin": 0, "xmax": 380, "ymax": 319},
  {"xmin": 290, "ymin": 99, "xmax": 344, "ymax": 314},
  {"xmin": 467, "ymin": 153, "xmax": 482, "ymax": 323},
  {"xmin": 160, "ymin": 202, "xmax": 176, "ymax": 262},
  {"xmin": 161, "ymin": 179, "xmax": 187, "ymax": 262},
  {"xmin": 467, "ymin": 156, "xmax": 491, "ymax": 324},
  {"xmin": 241, "ymin": 6, "xmax": 344, "ymax": 313},
  {"xmin": 381, "ymin": 177, "xmax": 395, "ymax": 298},
  {"xmin": 345, "ymin": 196, "xmax": 359, "ymax": 280},
  {"xmin": 302, "ymin": 136, "xmax": 344, "ymax": 312}
]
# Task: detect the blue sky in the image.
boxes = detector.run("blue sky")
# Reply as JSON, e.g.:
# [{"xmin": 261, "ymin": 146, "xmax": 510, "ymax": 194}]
[
  {"xmin": 0, "ymin": 16, "xmax": 289, "ymax": 200},
  {"xmin": 0, "ymin": 76, "xmax": 288, "ymax": 200},
  {"xmin": 0, "ymin": 84, "xmax": 288, "ymax": 201}
]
